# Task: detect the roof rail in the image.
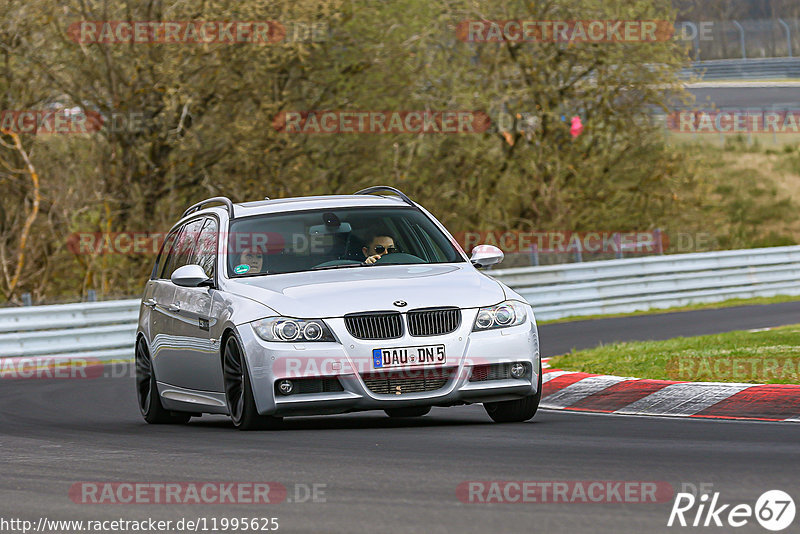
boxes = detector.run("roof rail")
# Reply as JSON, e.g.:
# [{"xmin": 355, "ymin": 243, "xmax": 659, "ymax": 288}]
[
  {"xmin": 181, "ymin": 197, "xmax": 236, "ymax": 219},
  {"xmin": 353, "ymin": 186, "xmax": 414, "ymax": 206}
]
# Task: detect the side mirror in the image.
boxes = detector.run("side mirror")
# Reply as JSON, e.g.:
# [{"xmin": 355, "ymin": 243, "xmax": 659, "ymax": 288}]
[
  {"xmin": 470, "ymin": 244, "xmax": 504, "ymax": 268},
  {"xmin": 171, "ymin": 264, "xmax": 212, "ymax": 288}
]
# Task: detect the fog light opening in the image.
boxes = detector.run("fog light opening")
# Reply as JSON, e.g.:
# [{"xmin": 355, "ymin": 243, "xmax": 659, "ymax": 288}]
[
  {"xmin": 510, "ymin": 362, "xmax": 526, "ymax": 379},
  {"xmin": 278, "ymin": 379, "xmax": 294, "ymax": 395}
]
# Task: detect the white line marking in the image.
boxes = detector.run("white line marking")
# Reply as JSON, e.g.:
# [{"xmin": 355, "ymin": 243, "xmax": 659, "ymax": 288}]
[
  {"xmin": 615, "ymin": 382, "xmax": 753, "ymax": 417},
  {"xmin": 541, "ymin": 375, "xmax": 627, "ymax": 409}
]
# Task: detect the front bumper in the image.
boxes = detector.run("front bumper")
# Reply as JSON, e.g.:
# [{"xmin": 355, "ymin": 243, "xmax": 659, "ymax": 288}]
[{"xmin": 238, "ymin": 309, "xmax": 540, "ymax": 416}]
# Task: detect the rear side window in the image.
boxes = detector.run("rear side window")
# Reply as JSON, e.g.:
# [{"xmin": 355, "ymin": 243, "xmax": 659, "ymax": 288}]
[
  {"xmin": 152, "ymin": 230, "xmax": 178, "ymax": 280},
  {"xmin": 162, "ymin": 218, "xmax": 204, "ymax": 279},
  {"xmin": 193, "ymin": 218, "xmax": 218, "ymax": 278}
]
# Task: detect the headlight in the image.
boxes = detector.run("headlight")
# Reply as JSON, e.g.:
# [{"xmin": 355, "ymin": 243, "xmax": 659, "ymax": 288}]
[
  {"xmin": 472, "ymin": 300, "xmax": 528, "ymax": 331},
  {"xmin": 251, "ymin": 317, "xmax": 337, "ymax": 342}
]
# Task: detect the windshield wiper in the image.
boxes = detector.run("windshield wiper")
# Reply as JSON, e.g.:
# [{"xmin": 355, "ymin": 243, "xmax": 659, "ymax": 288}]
[{"xmin": 311, "ymin": 263, "xmax": 366, "ymax": 271}]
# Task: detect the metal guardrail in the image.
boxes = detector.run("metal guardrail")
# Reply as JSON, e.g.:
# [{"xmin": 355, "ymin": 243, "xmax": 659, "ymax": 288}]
[
  {"xmin": 683, "ymin": 57, "xmax": 800, "ymax": 80},
  {"xmin": 1, "ymin": 246, "xmax": 799, "ymax": 360},
  {"xmin": 490, "ymin": 245, "xmax": 800, "ymax": 320},
  {"xmin": 0, "ymin": 300, "xmax": 139, "ymax": 361}
]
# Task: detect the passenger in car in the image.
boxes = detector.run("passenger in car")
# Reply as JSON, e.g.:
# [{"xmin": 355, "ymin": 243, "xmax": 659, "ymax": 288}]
[
  {"xmin": 362, "ymin": 234, "xmax": 398, "ymax": 265},
  {"xmin": 237, "ymin": 247, "xmax": 268, "ymax": 274}
]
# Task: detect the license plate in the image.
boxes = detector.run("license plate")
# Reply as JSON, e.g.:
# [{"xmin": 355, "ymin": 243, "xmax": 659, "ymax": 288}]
[{"xmin": 372, "ymin": 345, "xmax": 446, "ymax": 369}]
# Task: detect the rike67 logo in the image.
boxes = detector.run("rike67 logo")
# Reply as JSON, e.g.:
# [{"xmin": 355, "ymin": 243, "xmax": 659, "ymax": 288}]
[{"xmin": 668, "ymin": 490, "xmax": 796, "ymax": 531}]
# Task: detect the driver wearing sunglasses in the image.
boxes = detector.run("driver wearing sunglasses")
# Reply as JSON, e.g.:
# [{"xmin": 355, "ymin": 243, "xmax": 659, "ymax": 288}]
[{"xmin": 363, "ymin": 234, "xmax": 398, "ymax": 265}]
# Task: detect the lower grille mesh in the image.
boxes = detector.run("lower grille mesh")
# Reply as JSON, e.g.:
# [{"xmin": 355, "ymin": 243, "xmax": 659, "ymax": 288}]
[
  {"xmin": 469, "ymin": 363, "xmax": 530, "ymax": 382},
  {"xmin": 362, "ymin": 368, "xmax": 454, "ymax": 395},
  {"xmin": 276, "ymin": 377, "xmax": 344, "ymax": 395}
]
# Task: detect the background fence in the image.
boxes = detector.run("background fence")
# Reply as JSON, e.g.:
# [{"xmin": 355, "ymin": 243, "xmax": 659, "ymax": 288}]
[
  {"xmin": 1, "ymin": 245, "xmax": 799, "ymax": 360},
  {"xmin": 678, "ymin": 18, "xmax": 800, "ymax": 61}
]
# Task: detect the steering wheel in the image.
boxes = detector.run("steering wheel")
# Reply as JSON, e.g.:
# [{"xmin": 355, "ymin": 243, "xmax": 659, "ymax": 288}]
[
  {"xmin": 373, "ymin": 252, "xmax": 425, "ymax": 265},
  {"xmin": 312, "ymin": 259, "xmax": 363, "ymax": 269}
]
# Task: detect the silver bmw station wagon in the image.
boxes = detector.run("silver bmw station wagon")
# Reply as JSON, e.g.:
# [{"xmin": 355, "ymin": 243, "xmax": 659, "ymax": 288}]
[{"xmin": 135, "ymin": 187, "xmax": 541, "ymax": 429}]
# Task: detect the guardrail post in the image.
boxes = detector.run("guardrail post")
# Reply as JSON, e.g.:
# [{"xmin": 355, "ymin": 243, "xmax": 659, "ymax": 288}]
[
  {"xmin": 778, "ymin": 19, "xmax": 792, "ymax": 58},
  {"xmin": 87, "ymin": 289, "xmax": 97, "ymax": 302},
  {"xmin": 680, "ymin": 22, "xmax": 701, "ymax": 60},
  {"xmin": 733, "ymin": 21, "xmax": 746, "ymax": 60},
  {"xmin": 528, "ymin": 244, "xmax": 539, "ymax": 266},
  {"xmin": 614, "ymin": 233, "xmax": 623, "ymax": 259},
  {"xmin": 573, "ymin": 239, "xmax": 583, "ymax": 263},
  {"xmin": 21, "ymin": 293, "xmax": 32, "ymax": 306},
  {"xmin": 654, "ymin": 228, "xmax": 664, "ymax": 255}
]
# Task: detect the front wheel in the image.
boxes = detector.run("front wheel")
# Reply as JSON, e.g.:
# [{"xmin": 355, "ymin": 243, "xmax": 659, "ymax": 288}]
[
  {"xmin": 385, "ymin": 406, "xmax": 431, "ymax": 418},
  {"xmin": 483, "ymin": 360, "xmax": 542, "ymax": 423},
  {"xmin": 135, "ymin": 339, "xmax": 190, "ymax": 424},
  {"xmin": 223, "ymin": 336, "xmax": 282, "ymax": 431}
]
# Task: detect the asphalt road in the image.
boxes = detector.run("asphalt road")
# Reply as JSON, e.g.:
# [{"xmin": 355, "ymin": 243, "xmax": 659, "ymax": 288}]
[
  {"xmin": 2, "ymin": 302, "xmax": 799, "ymax": 534},
  {"xmin": 538, "ymin": 300, "xmax": 800, "ymax": 357}
]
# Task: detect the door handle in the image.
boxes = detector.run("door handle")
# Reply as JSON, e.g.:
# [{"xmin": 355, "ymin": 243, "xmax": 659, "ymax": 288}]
[
  {"xmin": 144, "ymin": 299, "xmax": 157, "ymax": 309},
  {"xmin": 167, "ymin": 303, "xmax": 181, "ymax": 313}
]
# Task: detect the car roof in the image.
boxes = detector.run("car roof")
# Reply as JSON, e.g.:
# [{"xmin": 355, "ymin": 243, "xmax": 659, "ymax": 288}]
[{"xmin": 181, "ymin": 194, "xmax": 413, "ymax": 223}]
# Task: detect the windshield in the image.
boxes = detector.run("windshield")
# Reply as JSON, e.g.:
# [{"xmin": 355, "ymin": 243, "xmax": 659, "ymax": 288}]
[{"xmin": 226, "ymin": 206, "xmax": 465, "ymax": 277}]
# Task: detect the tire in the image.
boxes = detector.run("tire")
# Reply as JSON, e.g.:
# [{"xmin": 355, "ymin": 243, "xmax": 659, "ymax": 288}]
[
  {"xmin": 223, "ymin": 336, "xmax": 282, "ymax": 431},
  {"xmin": 385, "ymin": 406, "xmax": 432, "ymax": 418},
  {"xmin": 135, "ymin": 338, "xmax": 191, "ymax": 424},
  {"xmin": 483, "ymin": 360, "xmax": 542, "ymax": 423}
]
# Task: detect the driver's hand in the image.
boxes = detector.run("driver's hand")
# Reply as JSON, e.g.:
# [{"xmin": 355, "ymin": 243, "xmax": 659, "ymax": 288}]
[{"xmin": 365, "ymin": 254, "xmax": 381, "ymax": 265}]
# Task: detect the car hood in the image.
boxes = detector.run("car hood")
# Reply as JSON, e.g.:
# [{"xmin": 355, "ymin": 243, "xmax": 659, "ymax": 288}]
[{"xmin": 224, "ymin": 264, "xmax": 506, "ymax": 318}]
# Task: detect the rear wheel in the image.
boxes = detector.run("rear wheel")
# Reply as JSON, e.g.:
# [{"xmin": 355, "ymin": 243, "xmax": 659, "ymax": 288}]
[
  {"xmin": 385, "ymin": 406, "xmax": 431, "ymax": 418},
  {"xmin": 483, "ymin": 360, "xmax": 542, "ymax": 423},
  {"xmin": 223, "ymin": 336, "xmax": 282, "ymax": 431},
  {"xmin": 135, "ymin": 339, "xmax": 190, "ymax": 424}
]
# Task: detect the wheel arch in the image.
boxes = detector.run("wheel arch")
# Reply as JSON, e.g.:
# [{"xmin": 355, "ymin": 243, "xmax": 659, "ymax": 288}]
[
  {"xmin": 219, "ymin": 326, "xmax": 240, "ymax": 367},
  {"xmin": 135, "ymin": 331, "xmax": 150, "ymax": 353}
]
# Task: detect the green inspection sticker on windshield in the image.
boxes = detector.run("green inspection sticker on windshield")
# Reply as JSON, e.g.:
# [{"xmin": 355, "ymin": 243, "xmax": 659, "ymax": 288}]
[{"xmin": 234, "ymin": 264, "xmax": 250, "ymax": 274}]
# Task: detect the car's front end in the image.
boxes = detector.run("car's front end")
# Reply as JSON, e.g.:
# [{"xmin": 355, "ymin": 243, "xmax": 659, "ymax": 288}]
[{"xmin": 225, "ymin": 264, "xmax": 540, "ymax": 417}]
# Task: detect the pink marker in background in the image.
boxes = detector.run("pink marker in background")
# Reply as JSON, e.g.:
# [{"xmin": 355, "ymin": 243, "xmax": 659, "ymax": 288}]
[{"xmin": 570, "ymin": 116, "xmax": 583, "ymax": 137}]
